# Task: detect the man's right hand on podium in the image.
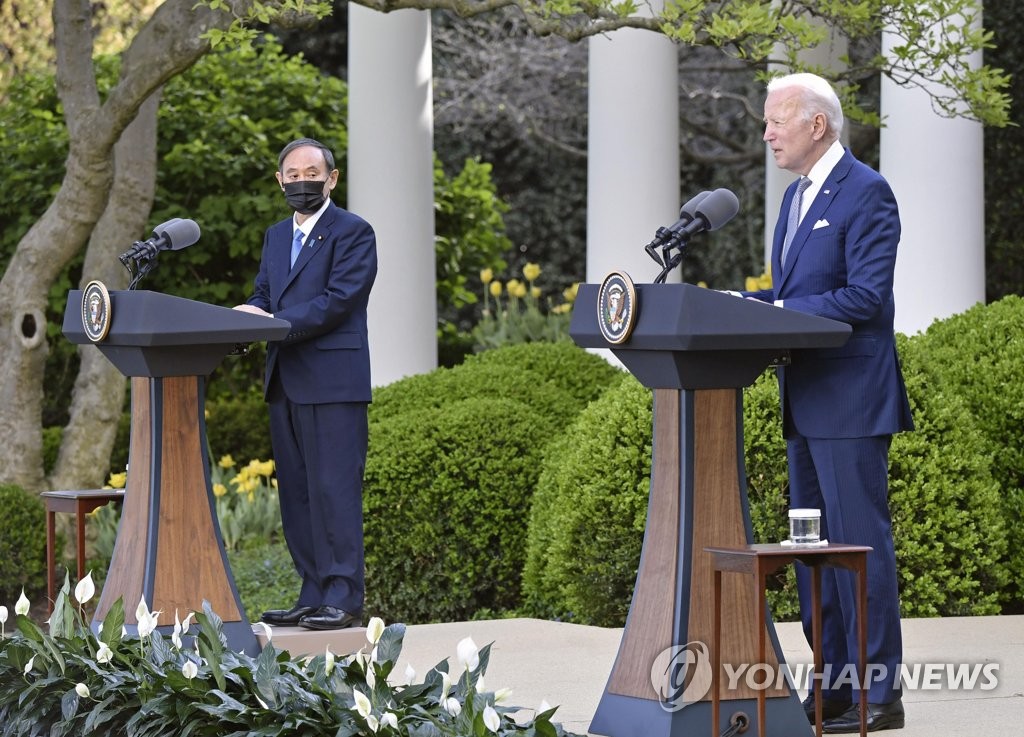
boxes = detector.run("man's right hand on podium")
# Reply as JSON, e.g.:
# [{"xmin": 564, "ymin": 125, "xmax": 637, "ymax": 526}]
[{"xmin": 233, "ymin": 304, "xmax": 272, "ymax": 318}]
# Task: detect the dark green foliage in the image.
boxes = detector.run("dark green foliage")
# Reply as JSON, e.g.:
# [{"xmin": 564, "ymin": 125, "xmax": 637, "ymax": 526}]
[
  {"xmin": 889, "ymin": 334, "xmax": 1007, "ymax": 616},
  {"xmin": 983, "ymin": 0, "xmax": 1024, "ymax": 302},
  {"xmin": 363, "ymin": 397, "xmax": 549, "ymax": 623},
  {"xmin": 204, "ymin": 387, "xmax": 274, "ymax": 466},
  {"xmin": 228, "ymin": 540, "xmax": 300, "ymax": 622},
  {"xmin": 434, "ymin": 156, "xmax": 512, "ymax": 317},
  {"xmin": 521, "ymin": 376, "xmax": 649, "ymax": 625},
  {"xmin": 461, "ymin": 341, "xmax": 625, "ymax": 408},
  {"xmin": 898, "ymin": 296, "xmax": 1024, "ymax": 609},
  {"xmin": 369, "ymin": 341, "xmax": 622, "ymax": 424},
  {"xmin": 0, "ymin": 484, "xmax": 48, "ymax": 603},
  {"xmin": 363, "ymin": 342, "xmax": 622, "ymax": 623}
]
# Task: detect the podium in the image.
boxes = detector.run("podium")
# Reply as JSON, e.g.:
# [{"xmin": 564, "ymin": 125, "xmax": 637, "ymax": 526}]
[
  {"xmin": 63, "ymin": 289, "xmax": 289, "ymax": 654},
  {"xmin": 570, "ymin": 282, "xmax": 851, "ymax": 737}
]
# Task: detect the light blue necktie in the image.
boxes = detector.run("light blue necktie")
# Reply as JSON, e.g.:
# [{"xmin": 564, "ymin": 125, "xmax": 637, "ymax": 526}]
[
  {"xmin": 290, "ymin": 229, "xmax": 304, "ymax": 268},
  {"xmin": 781, "ymin": 176, "xmax": 812, "ymax": 267}
]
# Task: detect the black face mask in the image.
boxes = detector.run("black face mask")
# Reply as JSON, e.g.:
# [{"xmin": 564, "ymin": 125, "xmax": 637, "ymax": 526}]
[{"xmin": 283, "ymin": 179, "xmax": 329, "ymax": 214}]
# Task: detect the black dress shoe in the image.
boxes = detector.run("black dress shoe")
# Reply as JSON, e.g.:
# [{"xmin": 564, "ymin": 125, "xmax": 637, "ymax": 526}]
[
  {"xmin": 298, "ymin": 606, "xmax": 362, "ymax": 631},
  {"xmin": 260, "ymin": 605, "xmax": 318, "ymax": 626},
  {"xmin": 823, "ymin": 698, "xmax": 904, "ymax": 733},
  {"xmin": 801, "ymin": 693, "xmax": 852, "ymax": 723}
]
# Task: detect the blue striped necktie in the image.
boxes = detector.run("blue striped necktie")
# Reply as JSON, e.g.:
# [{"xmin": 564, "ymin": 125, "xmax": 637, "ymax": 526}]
[
  {"xmin": 781, "ymin": 176, "xmax": 812, "ymax": 267},
  {"xmin": 290, "ymin": 229, "xmax": 303, "ymax": 268}
]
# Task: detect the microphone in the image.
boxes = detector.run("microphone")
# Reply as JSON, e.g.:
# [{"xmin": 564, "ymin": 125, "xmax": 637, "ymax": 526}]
[
  {"xmin": 663, "ymin": 188, "xmax": 740, "ymax": 250},
  {"xmin": 119, "ymin": 218, "xmax": 201, "ymax": 263},
  {"xmin": 644, "ymin": 191, "xmax": 713, "ymax": 265}
]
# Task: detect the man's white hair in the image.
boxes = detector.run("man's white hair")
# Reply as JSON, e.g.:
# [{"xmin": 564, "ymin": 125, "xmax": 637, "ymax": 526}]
[{"xmin": 767, "ymin": 72, "xmax": 844, "ymax": 140}]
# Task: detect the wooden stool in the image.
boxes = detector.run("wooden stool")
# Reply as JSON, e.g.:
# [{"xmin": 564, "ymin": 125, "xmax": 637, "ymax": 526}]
[
  {"xmin": 41, "ymin": 489, "xmax": 125, "ymax": 613},
  {"xmin": 705, "ymin": 543, "xmax": 871, "ymax": 737}
]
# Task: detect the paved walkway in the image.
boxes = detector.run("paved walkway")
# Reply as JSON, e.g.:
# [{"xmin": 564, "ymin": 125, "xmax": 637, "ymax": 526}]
[{"xmin": 390, "ymin": 615, "xmax": 1022, "ymax": 736}]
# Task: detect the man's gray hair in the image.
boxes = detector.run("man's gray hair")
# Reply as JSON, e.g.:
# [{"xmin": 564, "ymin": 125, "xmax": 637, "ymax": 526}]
[
  {"xmin": 278, "ymin": 137, "xmax": 336, "ymax": 172},
  {"xmin": 767, "ymin": 73, "xmax": 844, "ymax": 140}
]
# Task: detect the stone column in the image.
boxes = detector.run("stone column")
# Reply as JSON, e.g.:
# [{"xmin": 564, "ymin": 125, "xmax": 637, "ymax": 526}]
[{"xmin": 348, "ymin": 6, "xmax": 437, "ymax": 387}]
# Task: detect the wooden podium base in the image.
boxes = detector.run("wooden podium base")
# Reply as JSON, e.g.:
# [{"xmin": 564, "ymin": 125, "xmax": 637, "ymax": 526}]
[
  {"xmin": 94, "ymin": 376, "xmax": 257, "ymax": 655},
  {"xmin": 589, "ymin": 389, "xmax": 808, "ymax": 737}
]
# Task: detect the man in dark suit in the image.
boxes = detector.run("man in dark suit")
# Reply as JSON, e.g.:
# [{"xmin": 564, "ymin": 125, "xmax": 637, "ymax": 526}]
[
  {"xmin": 742, "ymin": 74, "xmax": 914, "ymax": 732},
  {"xmin": 235, "ymin": 138, "xmax": 377, "ymax": 630}
]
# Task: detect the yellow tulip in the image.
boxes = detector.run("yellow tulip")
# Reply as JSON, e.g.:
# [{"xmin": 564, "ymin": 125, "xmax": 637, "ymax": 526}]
[
  {"xmin": 531, "ymin": 286, "xmax": 541, "ymax": 299},
  {"xmin": 213, "ymin": 483, "xmax": 227, "ymax": 498},
  {"xmin": 107, "ymin": 472, "xmax": 127, "ymax": 489},
  {"xmin": 563, "ymin": 283, "xmax": 579, "ymax": 302},
  {"xmin": 490, "ymin": 281, "xmax": 503, "ymax": 297},
  {"xmin": 523, "ymin": 262, "xmax": 541, "ymax": 282},
  {"xmin": 480, "ymin": 268, "xmax": 493, "ymax": 284},
  {"xmin": 218, "ymin": 454, "xmax": 235, "ymax": 469},
  {"xmin": 510, "ymin": 281, "xmax": 528, "ymax": 299}
]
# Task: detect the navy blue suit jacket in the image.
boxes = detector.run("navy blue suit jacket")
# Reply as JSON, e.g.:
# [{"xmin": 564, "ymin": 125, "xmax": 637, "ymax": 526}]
[
  {"xmin": 247, "ymin": 201, "xmax": 377, "ymax": 404},
  {"xmin": 746, "ymin": 149, "xmax": 913, "ymax": 439}
]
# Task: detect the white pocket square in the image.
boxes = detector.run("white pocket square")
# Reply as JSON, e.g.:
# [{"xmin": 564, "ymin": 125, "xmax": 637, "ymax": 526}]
[{"xmin": 812, "ymin": 218, "xmax": 830, "ymax": 230}]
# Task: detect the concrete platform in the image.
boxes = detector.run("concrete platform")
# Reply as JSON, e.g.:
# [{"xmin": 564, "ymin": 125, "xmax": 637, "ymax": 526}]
[{"xmin": 259, "ymin": 615, "xmax": 1022, "ymax": 736}]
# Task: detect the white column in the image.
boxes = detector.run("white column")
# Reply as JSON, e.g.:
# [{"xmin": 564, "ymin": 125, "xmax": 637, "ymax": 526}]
[
  {"xmin": 587, "ymin": 23, "xmax": 679, "ymax": 287},
  {"xmin": 881, "ymin": 20, "xmax": 985, "ymax": 336},
  {"xmin": 348, "ymin": 6, "xmax": 437, "ymax": 387}
]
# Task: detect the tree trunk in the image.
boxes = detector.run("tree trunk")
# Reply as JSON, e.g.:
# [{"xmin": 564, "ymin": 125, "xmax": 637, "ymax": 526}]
[
  {"xmin": 0, "ymin": 0, "xmax": 235, "ymax": 491},
  {"xmin": 49, "ymin": 91, "xmax": 162, "ymax": 492}
]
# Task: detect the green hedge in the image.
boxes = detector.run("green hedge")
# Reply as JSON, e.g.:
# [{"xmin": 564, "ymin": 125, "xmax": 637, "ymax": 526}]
[
  {"xmin": 901, "ymin": 295, "xmax": 1024, "ymax": 608},
  {"xmin": 0, "ymin": 485, "xmax": 48, "ymax": 604},
  {"xmin": 362, "ymin": 342, "xmax": 623, "ymax": 623}
]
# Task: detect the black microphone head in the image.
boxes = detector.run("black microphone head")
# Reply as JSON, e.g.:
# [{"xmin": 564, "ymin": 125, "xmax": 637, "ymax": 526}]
[
  {"xmin": 695, "ymin": 188, "xmax": 740, "ymax": 231},
  {"xmin": 153, "ymin": 218, "xmax": 201, "ymax": 251},
  {"xmin": 678, "ymin": 190, "xmax": 713, "ymax": 221}
]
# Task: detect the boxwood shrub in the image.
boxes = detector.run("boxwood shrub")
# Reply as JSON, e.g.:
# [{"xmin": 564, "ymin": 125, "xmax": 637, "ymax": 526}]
[
  {"xmin": 0, "ymin": 484, "xmax": 48, "ymax": 604},
  {"xmin": 899, "ymin": 295, "xmax": 1024, "ymax": 609},
  {"xmin": 362, "ymin": 342, "xmax": 624, "ymax": 623}
]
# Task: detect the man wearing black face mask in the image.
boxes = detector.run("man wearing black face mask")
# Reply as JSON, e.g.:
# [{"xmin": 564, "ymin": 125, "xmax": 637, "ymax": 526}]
[{"xmin": 234, "ymin": 137, "xmax": 377, "ymax": 630}]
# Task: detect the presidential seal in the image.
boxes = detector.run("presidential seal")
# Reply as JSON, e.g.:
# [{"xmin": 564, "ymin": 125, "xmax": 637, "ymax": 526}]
[
  {"xmin": 597, "ymin": 270, "xmax": 637, "ymax": 345},
  {"xmin": 81, "ymin": 280, "xmax": 112, "ymax": 343}
]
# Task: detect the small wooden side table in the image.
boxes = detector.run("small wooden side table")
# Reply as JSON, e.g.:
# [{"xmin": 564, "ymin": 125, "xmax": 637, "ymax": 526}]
[
  {"xmin": 41, "ymin": 489, "xmax": 125, "ymax": 613},
  {"xmin": 705, "ymin": 543, "xmax": 872, "ymax": 737}
]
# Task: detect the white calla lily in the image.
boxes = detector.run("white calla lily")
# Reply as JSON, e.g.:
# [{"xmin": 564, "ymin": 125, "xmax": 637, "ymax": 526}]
[
  {"xmin": 135, "ymin": 597, "xmax": 150, "ymax": 623},
  {"xmin": 24, "ymin": 655, "xmax": 35, "ymax": 675},
  {"xmin": 75, "ymin": 683, "xmax": 90, "ymax": 698},
  {"xmin": 443, "ymin": 697, "xmax": 462, "ymax": 716},
  {"xmin": 438, "ymin": 669, "xmax": 452, "ymax": 701},
  {"xmin": 96, "ymin": 641, "xmax": 113, "ymax": 664},
  {"xmin": 253, "ymin": 620, "xmax": 272, "ymax": 642},
  {"xmin": 404, "ymin": 663, "xmax": 416, "ymax": 685},
  {"xmin": 325, "ymin": 646, "xmax": 335, "ymax": 675},
  {"xmin": 483, "ymin": 705, "xmax": 501, "ymax": 732},
  {"xmin": 15, "ymin": 590, "xmax": 30, "ymax": 616},
  {"xmin": 494, "ymin": 687, "xmax": 513, "ymax": 704},
  {"xmin": 456, "ymin": 636, "xmax": 480, "ymax": 671},
  {"xmin": 366, "ymin": 714, "xmax": 379, "ymax": 733},
  {"xmin": 182, "ymin": 660, "xmax": 199, "ymax": 680},
  {"xmin": 366, "ymin": 616, "xmax": 385, "ymax": 644},
  {"xmin": 352, "ymin": 688, "xmax": 372, "ymax": 718},
  {"xmin": 381, "ymin": 711, "xmax": 398, "ymax": 730},
  {"xmin": 476, "ymin": 675, "xmax": 486, "ymax": 693},
  {"xmin": 366, "ymin": 664, "xmax": 376, "ymax": 689},
  {"xmin": 74, "ymin": 573, "xmax": 95, "ymax": 605}
]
